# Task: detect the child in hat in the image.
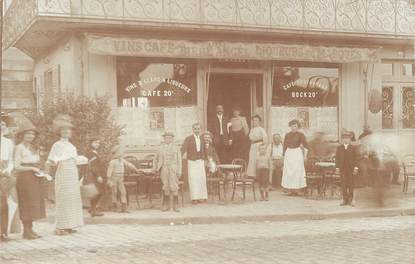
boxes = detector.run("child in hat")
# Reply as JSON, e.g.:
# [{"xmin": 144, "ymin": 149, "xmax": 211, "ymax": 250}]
[
  {"xmin": 153, "ymin": 132, "xmax": 182, "ymax": 212},
  {"xmin": 107, "ymin": 145, "xmax": 140, "ymax": 213}
]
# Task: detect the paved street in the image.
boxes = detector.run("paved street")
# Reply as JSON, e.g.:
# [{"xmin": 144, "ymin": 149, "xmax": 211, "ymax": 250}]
[{"xmin": 1, "ymin": 216, "xmax": 414, "ymax": 264}]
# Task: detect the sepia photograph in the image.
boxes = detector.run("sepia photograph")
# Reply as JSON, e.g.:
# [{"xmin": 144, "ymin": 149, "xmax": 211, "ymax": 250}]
[{"xmin": 0, "ymin": 0, "xmax": 415, "ymax": 263}]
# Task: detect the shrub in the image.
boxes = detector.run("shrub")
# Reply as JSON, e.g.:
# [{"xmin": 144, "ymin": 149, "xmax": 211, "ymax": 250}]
[{"xmin": 26, "ymin": 95, "xmax": 124, "ymax": 164}]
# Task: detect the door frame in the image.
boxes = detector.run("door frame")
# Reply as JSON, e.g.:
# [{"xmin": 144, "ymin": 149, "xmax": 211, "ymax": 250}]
[{"xmin": 204, "ymin": 66, "xmax": 267, "ymax": 129}]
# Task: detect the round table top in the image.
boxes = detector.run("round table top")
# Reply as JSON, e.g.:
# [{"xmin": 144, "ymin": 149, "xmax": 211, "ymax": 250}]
[
  {"xmin": 217, "ymin": 164, "xmax": 242, "ymax": 169},
  {"xmin": 315, "ymin": 162, "xmax": 335, "ymax": 168}
]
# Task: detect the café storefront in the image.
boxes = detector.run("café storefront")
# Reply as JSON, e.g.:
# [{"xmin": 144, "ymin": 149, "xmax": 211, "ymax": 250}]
[{"xmin": 84, "ymin": 34, "xmax": 381, "ymax": 151}]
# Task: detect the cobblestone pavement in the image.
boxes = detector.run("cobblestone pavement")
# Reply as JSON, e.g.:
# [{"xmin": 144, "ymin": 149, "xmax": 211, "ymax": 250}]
[{"xmin": 1, "ymin": 216, "xmax": 414, "ymax": 264}]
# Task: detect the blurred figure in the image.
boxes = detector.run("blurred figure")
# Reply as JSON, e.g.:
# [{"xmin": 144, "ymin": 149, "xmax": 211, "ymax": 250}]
[
  {"xmin": 335, "ymin": 132, "xmax": 358, "ymax": 206},
  {"xmin": 357, "ymin": 125, "xmax": 373, "ymax": 187},
  {"xmin": 381, "ymin": 145, "xmax": 400, "ymax": 185},
  {"xmin": 203, "ymin": 132, "xmax": 220, "ymax": 175},
  {"xmin": 256, "ymin": 144, "xmax": 271, "ymax": 201}
]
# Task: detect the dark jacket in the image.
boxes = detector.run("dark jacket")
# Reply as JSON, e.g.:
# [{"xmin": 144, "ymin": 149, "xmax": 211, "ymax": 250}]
[
  {"xmin": 335, "ymin": 144, "xmax": 357, "ymax": 174},
  {"xmin": 85, "ymin": 149, "xmax": 106, "ymax": 185},
  {"xmin": 209, "ymin": 115, "xmax": 229, "ymax": 144},
  {"xmin": 182, "ymin": 135, "xmax": 205, "ymax": 161}
]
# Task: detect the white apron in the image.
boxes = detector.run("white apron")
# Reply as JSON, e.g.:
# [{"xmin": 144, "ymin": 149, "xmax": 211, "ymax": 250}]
[
  {"xmin": 187, "ymin": 160, "xmax": 208, "ymax": 200},
  {"xmin": 282, "ymin": 147, "xmax": 307, "ymax": 189}
]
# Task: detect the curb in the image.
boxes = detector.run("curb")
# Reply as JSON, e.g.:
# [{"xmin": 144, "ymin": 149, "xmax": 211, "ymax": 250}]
[{"xmin": 66, "ymin": 208, "xmax": 415, "ymax": 226}]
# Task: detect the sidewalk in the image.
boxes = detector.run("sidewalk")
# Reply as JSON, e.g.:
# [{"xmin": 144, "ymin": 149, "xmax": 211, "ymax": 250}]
[{"xmin": 44, "ymin": 185, "xmax": 415, "ymax": 226}]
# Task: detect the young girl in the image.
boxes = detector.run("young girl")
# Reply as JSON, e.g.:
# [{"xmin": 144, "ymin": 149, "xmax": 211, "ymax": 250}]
[{"xmin": 256, "ymin": 144, "xmax": 271, "ymax": 201}]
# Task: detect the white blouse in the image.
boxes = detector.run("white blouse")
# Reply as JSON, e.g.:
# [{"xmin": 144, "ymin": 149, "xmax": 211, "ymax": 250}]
[
  {"xmin": 14, "ymin": 144, "xmax": 40, "ymax": 166},
  {"xmin": 48, "ymin": 139, "xmax": 78, "ymax": 163}
]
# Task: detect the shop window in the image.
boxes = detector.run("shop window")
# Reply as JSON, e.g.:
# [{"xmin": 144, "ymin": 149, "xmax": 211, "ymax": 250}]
[
  {"xmin": 402, "ymin": 63, "xmax": 414, "ymax": 76},
  {"xmin": 272, "ymin": 65, "xmax": 339, "ymax": 107},
  {"xmin": 43, "ymin": 65, "xmax": 60, "ymax": 99},
  {"xmin": 116, "ymin": 58, "xmax": 197, "ymax": 107},
  {"xmin": 402, "ymin": 87, "xmax": 415, "ymax": 129},
  {"xmin": 382, "ymin": 86, "xmax": 394, "ymax": 129}
]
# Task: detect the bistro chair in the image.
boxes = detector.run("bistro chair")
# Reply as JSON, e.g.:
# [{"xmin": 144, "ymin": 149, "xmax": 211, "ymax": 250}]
[
  {"xmin": 402, "ymin": 161, "xmax": 415, "ymax": 193},
  {"xmin": 305, "ymin": 172, "xmax": 324, "ymax": 198},
  {"xmin": 231, "ymin": 159, "xmax": 256, "ymax": 201},
  {"xmin": 206, "ymin": 168, "xmax": 222, "ymax": 201},
  {"xmin": 124, "ymin": 172, "xmax": 141, "ymax": 209}
]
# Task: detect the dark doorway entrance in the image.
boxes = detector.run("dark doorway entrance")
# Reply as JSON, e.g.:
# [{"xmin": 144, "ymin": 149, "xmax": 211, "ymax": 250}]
[{"xmin": 207, "ymin": 74, "xmax": 252, "ymax": 127}]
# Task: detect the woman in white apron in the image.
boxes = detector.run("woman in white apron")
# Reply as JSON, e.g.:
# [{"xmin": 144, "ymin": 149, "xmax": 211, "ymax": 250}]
[{"xmin": 282, "ymin": 120, "xmax": 308, "ymax": 196}]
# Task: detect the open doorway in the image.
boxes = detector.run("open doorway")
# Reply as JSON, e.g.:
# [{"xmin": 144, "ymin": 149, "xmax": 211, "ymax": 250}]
[{"xmin": 207, "ymin": 74, "xmax": 254, "ymax": 126}]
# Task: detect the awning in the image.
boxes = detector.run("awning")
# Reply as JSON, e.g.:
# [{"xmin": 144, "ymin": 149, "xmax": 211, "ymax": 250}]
[{"xmin": 86, "ymin": 34, "xmax": 381, "ymax": 63}]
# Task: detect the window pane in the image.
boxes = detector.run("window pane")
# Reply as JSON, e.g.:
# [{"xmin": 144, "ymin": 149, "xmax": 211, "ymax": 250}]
[
  {"xmin": 382, "ymin": 86, "xmax": 394, "ymax": 129},
  {"xmin": 402, "ymin": 87, "xmax": 415, "ymax": 129},
  {"xmin": 379, "ymin": 63, "xmax": 393, "ymax": 76},
  {"xmin": 116, "ymin": 58, "xmax": 197, "ymax": 107},
  {"xmin": 272, "ymin": 65, "xmax": 339, "ymax": 106},
  {"xmin": 402, "ymin": 64, "xmax": 414, "ymax": 76}
]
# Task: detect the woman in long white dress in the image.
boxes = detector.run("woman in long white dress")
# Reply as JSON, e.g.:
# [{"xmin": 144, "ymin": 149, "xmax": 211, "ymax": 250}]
[
  {"xmin": 246, "ymin": 115, "xmax": 268, "ymax": 178},
  {"xmin": 47, "ymin": 115, "xmax": 84, "ymax": 235},
  {"xmin": 281, "ymin": 119, "xmax": 308, "ymax": 196}
]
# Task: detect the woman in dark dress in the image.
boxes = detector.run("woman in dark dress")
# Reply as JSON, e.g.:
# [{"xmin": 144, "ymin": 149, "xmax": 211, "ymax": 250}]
[
  {"xmin": 229, "ymin": 107, "xmax": 250, "ymax": 161},
  {"xmin": 281, "ymin": 120, "xmax": 309, "ymax": 196},
  {"xmin": 85, "ymin": 137, "xmax": 106, "ymax": 217},
  {"xmin": 14, "ymin": 123, "xmax": 46, "ymax": 240}
]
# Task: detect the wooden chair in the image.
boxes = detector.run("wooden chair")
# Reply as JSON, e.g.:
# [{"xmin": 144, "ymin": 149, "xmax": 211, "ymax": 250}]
[
  {"xmin": 402, "ymin": 162, "xmax": 415, "ymax": 193},
  {"xmin": 206, "ymin": 170, "xmax": 222, "ymax": 201},
  {"xmin": 305, "ymin": 172, "xmax": 324, "ymax": 197},
  {"xmin": 231, "ymin": 159, "xmax": 256, "ymax": 201},
  {"xmin": 124, "ymin": 174, "xmax": 141, "ymax": 209}
]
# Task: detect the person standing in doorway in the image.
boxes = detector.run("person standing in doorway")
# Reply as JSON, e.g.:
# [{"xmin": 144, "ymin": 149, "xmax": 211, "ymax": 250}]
[
  {"xmin": 209, "ymin": 105, "xmax": 229, "ymax": 163},
  {"xmin": 281, "ymin": 120, "xmax": 308, "ymax": 196},
  {"xmin": 247, "ymin": 115, "xmax": 268, "ymax": 178},
  {"xmin": 153, "ymin": 132, "xmax": 182, "ymax": 212},
  {"xmin": 182, "ymin": 123, "xmax": 208, "ymax": 204},
  {"xmin": 0, "ymin": 113, "xmax": 15, "ymax": 242},
  {"xmin": 13, "ymin": 123, "xmax": 46, "ymax": 240},
  {"xmin": 229, "ymin": 107, "xmax": 249, "ymax": 161},
  {"xmin": 335, "ymin": 132, "xmax": 358, "ymax": 206}
]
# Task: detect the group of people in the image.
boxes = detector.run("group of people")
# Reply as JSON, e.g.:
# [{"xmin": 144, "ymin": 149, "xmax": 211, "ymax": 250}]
[{"xmin": 1, "ymin": 107, "xmax": 402, "ymax": 242}]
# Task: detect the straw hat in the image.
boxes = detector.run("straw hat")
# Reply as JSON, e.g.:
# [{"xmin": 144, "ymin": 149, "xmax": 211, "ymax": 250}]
[
  {"xmin": 162, "ymin": 131, "xmax": 175, "ymax": 137},
  {"xmin": 16, "ymin": 121, "xmax": 39, "ymax": 138},
  {"xmin": 53, "ymin": 114, "xmax": 74, "ymax": 132}
]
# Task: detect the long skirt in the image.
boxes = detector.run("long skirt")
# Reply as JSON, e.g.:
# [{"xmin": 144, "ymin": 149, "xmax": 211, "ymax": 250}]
[
  {"xmin": 247, "ymin": 142, "xmax": 262, "ymax": 177},
  {"xmin": 16, "ymin": 169, "xmax": 46, "ymax": 221},
  {"xmin": 230, "ymin": 130, "xmax": 248, "ymax": 161},
  {"xmin": 282, "ymin": 147, "xmax": 307, "ymax": 189},
  {"xmin": 187, "ymin": 160, "xmax": 208, "ymax": 200},
  {"xmin": 55, "ymin": 159, "xmax": 84, "ymax": 229}
]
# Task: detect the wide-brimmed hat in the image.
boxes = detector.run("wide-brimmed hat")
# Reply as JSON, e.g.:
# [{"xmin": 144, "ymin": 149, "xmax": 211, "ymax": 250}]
[
  {"xmin": 202, "ymin": 131, "xmax": 213, "ymax": 138},
  {"xmin": 341, "ymin": 131, "xmax": 353, "ymax": 139},
  {"xmin": 16, "ymin": 122, "xmax": 39, "ymax": 137},
  {"xmin": 162, "ymin": 131, "xmax": 175, "ymax": 137},
  {"xmin": 0, "ymin": 112, "xmax": 15, "ymax": 127},
  {"xmin": 53, "ymin": 114, "xmax": 74, "ymax": 132}
]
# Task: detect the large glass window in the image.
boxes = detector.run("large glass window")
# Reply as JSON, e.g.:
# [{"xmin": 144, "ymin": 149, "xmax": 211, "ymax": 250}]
[
  {"xmin": 272, "ymin": 64, "xmax": 339, "ymax": 106},
  {"xmin": 116, "ymin": 57, "xmax": 197, "ymax": 107}
]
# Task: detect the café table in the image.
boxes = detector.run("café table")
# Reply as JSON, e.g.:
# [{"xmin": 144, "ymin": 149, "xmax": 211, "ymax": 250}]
[{"xmin": 217, "ymin": 164, "xmax": 242, "ymax": 202}]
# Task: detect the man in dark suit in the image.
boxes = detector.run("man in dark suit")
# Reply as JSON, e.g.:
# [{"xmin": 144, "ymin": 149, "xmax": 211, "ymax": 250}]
[
  {"xmin": 335, "ymin": 132, "xmax": 358, "ymax": 206},
  {"xmin": 208, "ymin": 105, "xmax": 229, "ymax": 163},
  {"xmin": 182, "ymin": 123, "xmax": 208, "ymax": 204}
]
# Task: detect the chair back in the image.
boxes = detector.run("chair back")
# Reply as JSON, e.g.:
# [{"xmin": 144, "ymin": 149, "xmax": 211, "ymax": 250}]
[{"xmin": 232, "ymin": 158, "xmax": 247, "ymax": 180}]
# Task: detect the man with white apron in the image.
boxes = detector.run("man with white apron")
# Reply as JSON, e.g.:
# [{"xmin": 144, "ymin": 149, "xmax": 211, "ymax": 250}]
[{"xmin": 182, "ymin": 123, "xmax": 208, "ymax": 204}]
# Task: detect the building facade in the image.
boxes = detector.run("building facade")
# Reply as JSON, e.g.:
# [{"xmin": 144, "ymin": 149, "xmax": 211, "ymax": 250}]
[{"xmin": 3, "ymin": 0, "xmax": 415, "ymax": 157}]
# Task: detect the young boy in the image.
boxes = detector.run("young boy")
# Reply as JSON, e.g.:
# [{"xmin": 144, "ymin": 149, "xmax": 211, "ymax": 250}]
[
  {"xmin": 335, "ymin": 132, "xmax": 358, "ymax": 207},
  {"xmin": 256, "ymin": 144, "xmax": 271, "ymax": 201},
  {"xmin": 107, "ymin": 145, "xmax": 140, "ymax": 213},
  {"xmin": 153, "ymin": 132, "xmax": 182, "ymax": 212}
]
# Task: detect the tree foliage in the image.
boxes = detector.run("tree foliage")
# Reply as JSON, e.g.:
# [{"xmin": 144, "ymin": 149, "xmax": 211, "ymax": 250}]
[{"xmin": 26, "ymin": 95, "xmax": 124, "ymax": 164}]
